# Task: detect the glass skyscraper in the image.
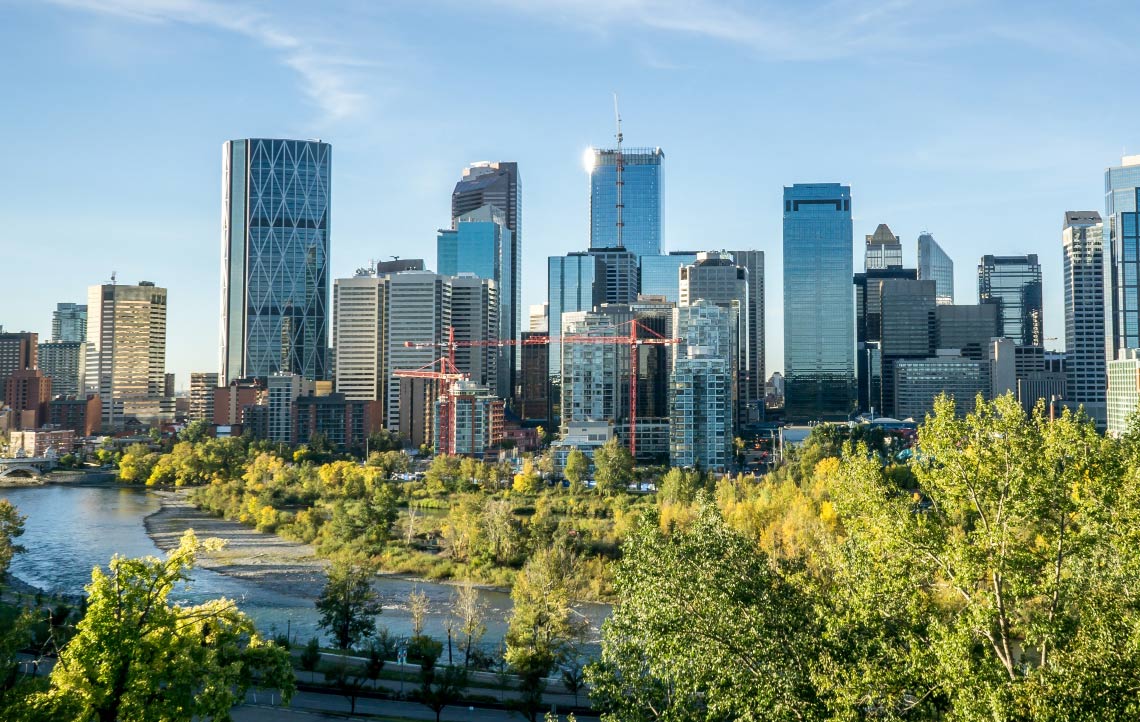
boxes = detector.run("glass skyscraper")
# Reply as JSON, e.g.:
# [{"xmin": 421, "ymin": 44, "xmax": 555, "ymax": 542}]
[
  {"xmin": 918, "ymin": 232, "xmax": 954, "ymax": 305},
  {"xmin": 548, "ymin": 253, "xmax": 601, "ymax": 376},
  {"xmin": 589, "ymin": 147, "xmax": 663, "ymax": 257},
  {"xmin": 220, "ymin": 139, "xmax": 331, "ymax": 383},
  {"xmin": 639, "ymin": 252, "xmax": 697, "ymax": 302},
  {"xmin": 977, "ymin": 254, "xmax": 1043, "ymax": 347},
  {"xmin": 783, "ymin": 183, "xmax": 855, "ymax": 421},
  {"xmin": 52, "ymin": 302, "xmax": 87, "ymax": 343},
  {"xmin": 1106, "ymin": 156, "xmax": 1140, "ymax": 357}
]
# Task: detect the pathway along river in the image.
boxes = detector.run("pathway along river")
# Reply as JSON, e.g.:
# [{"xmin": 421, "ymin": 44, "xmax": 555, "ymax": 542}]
[{"xmin": 0, "ymin": 484, "xmax": 610, "ymax": 654}]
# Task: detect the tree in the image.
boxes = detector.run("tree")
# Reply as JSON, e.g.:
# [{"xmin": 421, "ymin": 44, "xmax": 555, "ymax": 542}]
[
  {"xmin": 452, "ymin": 581, "xmax": 486, "ymax": 668},
  {"xmin": 512, "ymin": 459, "xmax": 542, "ymax": 494},
  {"xmin": 299, "ymin": 637, "xmax": 322, "ymax": 683},
  {"xmin": 592, "ymin": 438, "xmax": 632, "ymax": 496},
  {"xmin": 178, "ymin": 419, "xmax": 210, "ymax": 444},
  {"xmin": 23, "ymin": 531, "xmax": 293, "ymax": 721},
  {"xmin": 116, "ymin": 443, "xmax": 158, "ymax": 484},
  {"xmin": 0, "ymin": 500, "xmax": 26, "ymax": 587},
  {"xmin": 561, "ymin": 662, "xmax": 585, "ymax": 708},
  {"xmin": 324, "ymin": 644, "xmax": 384, "ymax": 716},
  {"xmin": 825, "ymin": 394, "xmax": 1140, "ymax": 719},
  {"xmin": 316, "ymin": 562, "xmax": 383, "ymax": 651},
  {"xmin": 585, "ymin": 499, "xmax": 824, "ymax": 721},
  {"xmin": 408, "ymin": 587, "xmax": 429, "ymax": 638},
  {"xmin": 563, "ymin": 449, "xmax": 588, "ymax": 491},
  {"xmin": 414, "ymin": 664, "xmax": 468, "ymax": 722}
]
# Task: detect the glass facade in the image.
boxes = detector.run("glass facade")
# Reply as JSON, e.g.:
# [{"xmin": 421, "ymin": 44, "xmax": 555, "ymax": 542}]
[
  {"xmin": 52, "ymin": 303, "xmax": 87, "ymax": 343},
  {"xmin": 639, "ymin": 252, "xmax": 696, "ymax": 302},
  {"xmin": 864, "ymin": 223, "xmax": 903, "ymax": 270},
  {"xmin": 977, "ymin": 254, "xmax": 1043, "ymax": 346},
  {"xmin": 1106, "ymin": 159, "xmax": 1140, "ymax": 357},
  {"xmin": 590, "ymin": 147, "xmax": 663, "ymax": 257},
  {"xmin": 220, "ymin": 139, "xmax": 331, "ymax": 383},
  {"xmin": 917, "ymin": 233, "xmax": 954, "ymax": 304},
  {"xmin": 894, "ymin": 355, "xmax": 989, "ymax": 420},
  {"xmin": 782, "ymin": 183, "xmax": 855, "ymax": 421},
  {"xmin": 548, "ymin": 253, "xmax": 601, "ymax": 375},
  {"xmin": 1107, "ymin": 349, "xmax": 1140, "ymax": 436}
]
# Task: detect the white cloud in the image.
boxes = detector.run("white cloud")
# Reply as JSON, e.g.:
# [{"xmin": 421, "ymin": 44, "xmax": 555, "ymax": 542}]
[{"xmin": 45, "ymin": 0, "xmax": 367, "ymax": 120}]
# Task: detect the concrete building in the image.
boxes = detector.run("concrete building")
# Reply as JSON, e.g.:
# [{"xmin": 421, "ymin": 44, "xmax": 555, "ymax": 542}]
[
  {"xmin": 0, "ymin": 331, "xmax": 37, "ymax": 405},
  {"xmin": 1062, "ymin": 211, "xmax": 1107, "ymax": 427},
  {"xmin": 433, "ymin": 380, "xmax": 504, "ymax": 456},
  {"xmin": 680, "ymin": 251, "xmax": 750, "ymax": 421},
  {"xmin": 48, "ymin": 394, "xmax": 101, "ymax": 436},
  {"xmin": 213, "ymin": 377, "xmax": 266, "ymax": 426},
  {"xmin": 267, "ymin": 374, "xmax": 309, "ymax": 444},
  {"xmin": 384, "ymin": 271, "xmax": 451, "ymax": 431},
  {"xmin": 528, "ymin": 303, "xmax": 548, "ymax": 333},
  {"xmin": 333, "ymin": 273, "xmax": 390, "ymax": 403},
  {"xmin": 9, "ymin": 428, "xmax": 74, "ymax": 457},
  {"xmin": 294, "ymin": 393, "xmax": 384, "ymax": 448},
  {"xmin": 38, "ymin": 341, "xmax": 84, "ymax": 399},
  {"xmin": 989, "ymin": 339, "xmax": 1066, "ymax": 414},
  {"xmin": 449, "ymin": 274, "xmax": 501, "ymax": 396},
  {"xmin": 189, "ymin": 372, "xmax": 218, "ymax": 423},
  {"xmin": 85, "ymin": 281, "xmax": 168, "ymax": 429},
  {"xmin": 670, "ymin": 301, "xmax": 734, "ymax": 470},
  {"xmin": 1107, "ymin": 348, "xmax": 1140, "ymax": 436},
  {"xmin": 894, "ymin": 353, "xmax": 990, "ymax": 419},
  {"xmin": 5, "ymin": 369, "xmax": 52, "ymax": 429},
  {"xmin": 560, "ymin": 311, "xmax": 622, "ymax": 430}
]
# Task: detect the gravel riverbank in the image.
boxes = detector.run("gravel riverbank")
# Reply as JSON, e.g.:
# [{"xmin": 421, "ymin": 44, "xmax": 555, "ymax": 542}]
[{"xmin": 144, "ymin": 492, "xmax": 328, "ymax": 599}]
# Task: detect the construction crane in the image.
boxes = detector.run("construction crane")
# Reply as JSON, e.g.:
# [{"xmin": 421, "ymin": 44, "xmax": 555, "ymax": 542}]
[
  {"xmin": 392, "ymin": 354, "xmax": 468, "ymax": 456},
  {"xmin": 403, "ymin": 319, "xmax": 681, "ymax": 458},
  {"xmin": 613, "ymin": 92, "xmax": 624, "ymax": 249}
]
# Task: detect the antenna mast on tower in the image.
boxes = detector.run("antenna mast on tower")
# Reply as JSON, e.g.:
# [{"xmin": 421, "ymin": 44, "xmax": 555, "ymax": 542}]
[{"xmin": 613, "ymin": 92, "xmax": 624, "ymax": 249}]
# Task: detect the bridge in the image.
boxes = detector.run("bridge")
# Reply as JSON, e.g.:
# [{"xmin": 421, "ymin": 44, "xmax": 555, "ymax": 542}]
[{"xmin": 0, "ymin": 456, "xmax": 56, "ymax": 479}]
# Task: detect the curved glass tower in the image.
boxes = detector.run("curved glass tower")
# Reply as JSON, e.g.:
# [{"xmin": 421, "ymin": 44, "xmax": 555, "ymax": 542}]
[
  {"xmin": 220, "ymin": 139, "xmax": 331, "ymax": 383},
  {"xmin": 917, "ymin": 232, "xmax": 954, "ymax": 305},
  {"xmin": 782, "ymin": 183, "xmax": 855, "ymax": 422}
]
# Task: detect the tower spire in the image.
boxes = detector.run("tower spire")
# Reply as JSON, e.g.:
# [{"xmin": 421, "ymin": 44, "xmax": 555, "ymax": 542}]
[{"xmin": 613, "ymin": 93, "xmax": 624, "ymax": 249}]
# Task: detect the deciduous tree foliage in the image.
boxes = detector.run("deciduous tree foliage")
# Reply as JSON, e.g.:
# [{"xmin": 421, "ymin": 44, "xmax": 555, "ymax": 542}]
[
  {"xmin": 20, "ymin": 531, "xmax": 293, "ymax": 722},
  {"xmin": 316, "ymin": 562, "xmax": 383, "ymax": 650},
  {"xmin": 593, "ymin": 439, "xmax": 633, "ymax": 497}
]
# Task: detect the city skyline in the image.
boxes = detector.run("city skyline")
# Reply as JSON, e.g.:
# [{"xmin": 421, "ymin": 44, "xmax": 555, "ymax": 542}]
[{"xmin": 5, "ymin": 1, "xmax": 1140, "ymax": 387}]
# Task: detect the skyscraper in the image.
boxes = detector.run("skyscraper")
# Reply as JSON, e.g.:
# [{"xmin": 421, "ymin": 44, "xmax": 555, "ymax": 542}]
[
  {"xmin": 783, "ymin": 183, "xmax": 855, "ymax": 421},
  {"xmin": 52, "ymin": 303, "xmax": 87, "ymax": 343},
  {"xmin": 978, "ymin": 254, "xmax": 1043, "ymax": 346},
  {"xmin": 918, "ymin": 233, "xmax": 954, "ymax": 305},
  {"xmin": 589, "ymin": 147, "xmax": 663, "ymax": 257},
  {"xmin": 729, "ymin": 250, "xmax": 765, "ymax": 423},
  {"xmin": 670, "ymin": 301, "xmax": 734, "ymax": 470},
  {"xmin": 0, "ymin": 331, "xmax": 38, "ymax": 405},
  {"xmin": 220, "ymin": 138, "xmax": 331, "ymax": 384},
  {"xmin": 1105, "ymin": 155, "xmax": 1140, "ymax": 358},
  {"xmin": 1062, "ymin": 211, "xmax": 1107, "ymax": 426},
  {"xmin": 548, "ymin": 253, "xmax": 602, "ymax": 375},
  {"xmin": 864, "ymin": 223, "xmax": 903, "ymax": 270},
  {"xmin": 639, "ymin": 251, "xmax": 697, "ymax": 302},
  {"xmin": 589, "ymin": 248, "xmax": 640, "ymax": 305},
  {"xmin": 679, "ymin": 251, "xmax": 749, "ymax": 421},
  {"xmin": 85, "ymin": 281, "xmax": 168, "ymax": 428},
  {"xmin": 189, "ymin": 372, "xmax": 218, "ymax": 423},
  {"xmin": 451, "ymin": 162, "xmax": 521, "ymax": 394},
  {"xmin": 38, "ymin": 341, "xmax": 84, "ymax": 399},
  {"xmin": 438, "ymin": 205, "xmax": 513, "ymax": 397}
]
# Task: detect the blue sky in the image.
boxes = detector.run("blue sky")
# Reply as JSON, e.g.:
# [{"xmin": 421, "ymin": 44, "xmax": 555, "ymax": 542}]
[{"xmin": 3, "ymin": 0, "xmax": 1138, "ymax": 387}]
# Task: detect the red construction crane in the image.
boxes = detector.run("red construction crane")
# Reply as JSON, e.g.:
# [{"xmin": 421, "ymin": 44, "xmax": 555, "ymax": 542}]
[{"xmin": 404, "ymin": 320, "xmax": 680, "ymax": 458}]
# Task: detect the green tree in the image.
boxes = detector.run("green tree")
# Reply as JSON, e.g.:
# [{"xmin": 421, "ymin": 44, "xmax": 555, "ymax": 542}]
[
  {"xmin": 563, "ymin": 449, "xmax": 588, "ymax": 491},
  {"xmin": 826, "ymin": 394, "xmax": 1140, "ymax": 719},
  {"xmin": 0, "ymin": 500, "xmax": 26, "ymax": 586},
  {"xmin": 178, "ymin": 419, "xmax": 210, "ymax": 444},
  {"xmin": 592, "ymin": 438, "xmax": 632, "ymax": 496},
  {"xmin": 413, "ymin": 664, "xmax": 468, "ymax": 722},
  {"xmin": 22, "ymin": 531, "xmax": 293, "ymax": 721},
  {"xmin": 586, "ymin": 499, "xmax": 824, "ymax": 720},
  {"xmin": 316, "ymin": 562, "xmax": 382, "ymax": 650},
  {"xmin": 299, "ymin": 637, "xmax": 322, "ymax": 683},
  {"xmin": 116, "ymin": 443, "xmax": 158, "ymax": 484},
  {"xmin": 512, "ymin": 459, "xmax": 542, "ymax": 494}
]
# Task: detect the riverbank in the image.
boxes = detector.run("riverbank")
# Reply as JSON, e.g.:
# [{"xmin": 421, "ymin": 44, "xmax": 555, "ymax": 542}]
[{"xmin": 144, "ymin": 492, "xmax": 329, "ymax": 599}]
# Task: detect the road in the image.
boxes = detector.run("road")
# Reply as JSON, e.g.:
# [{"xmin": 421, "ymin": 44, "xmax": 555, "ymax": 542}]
[{"xmin": 233, "ymin": 689, "xmax": 599, "ymax": 721}]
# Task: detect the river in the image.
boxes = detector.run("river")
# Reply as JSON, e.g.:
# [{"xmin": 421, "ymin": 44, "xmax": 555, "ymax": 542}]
[{"xmin": 0, "ymin": 484, "xmax": 609, "ymax": 654}]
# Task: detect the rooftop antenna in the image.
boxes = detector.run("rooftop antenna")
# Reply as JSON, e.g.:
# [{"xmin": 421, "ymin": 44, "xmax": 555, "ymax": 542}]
[
  {"xmin": 110, "ymin": 271, "xmax": 117, "ymax": 285},
  {"xmin": 613, "ymin": 92, "xmax": 624, "ymax": 249}
]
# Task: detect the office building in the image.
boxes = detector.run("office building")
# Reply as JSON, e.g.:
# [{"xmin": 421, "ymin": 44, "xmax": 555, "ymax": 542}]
[
  {"xmin": 449, "ymin": 274, "xmax": 501, "ymax": 395},
  {"xmin": 854, "ymin": 267, "xmax": 916, "ymax": 413},
  {"xmin": 1105, "ymin": 156, "xmax": 1140, "ymax": 358},
  {"xmin": 86, "ymin": 281, "xmax": 168, "ymax": 428},
  {"xmin": 189, "ymin": 372, "xmax": 218, "ymax": 423},
  {"xmin": 294, "ymin": 392, "xmax": 384, "ymax": 449},
  {"xmin": 935, "ymin": 304, "xmax": 999, "ymax": 360},
  {"xmin": 639, "ymin": 252, "xmax": 697, "ymax": 302},
  {"xmin": 589, "ymin": 146, "xmax": 663, "ymax": 257},
  {"xmin": 864, "ymin": 223, "xmax": 903, "ymax": 270},
  {"xmin": 783, "ymin": 183, "xmax": 855, "ymax": 421},
  {"xmin": 548, "ymin": 253, "xmax": 602, "ymax": 375},
  {"xmin": 670, "ymin": 301, "xmax": 734, "ymax": 470},
  {"xmin": 877, "ymin": 279, "xmax": 937, "ymax": 417},
  {"xmin": 0, "ymin": 331, "xmax": 37, "ymax": 404},
  {"xmin": 5, "ymin": 369, "xmax": 52, "ymax": 429},
  {"xmin": 589, "ymin": 248, "xmax": 639, "ymax": 305},
  {"xmin": 1108, "ymin": 348, "xmax": 1140, "ymax": 435},
  {"xmin": 48, "ymin": 394, "xmax": 101, "ymax": 436},
  {"xmin": 434, "ymin": 380, "xmax": 504, "ymax": 456},
  {"xmin": 267, "ymin": 373, "xmax": 309, "ymax": 443},
  {"xmin": 918, "ymin": 233, "xmax": 954, "ymax": 305},
  {"xmin": 52, "ymin": 303, "xmax": 87, "ymax": 343},
  {"xmin": 990, "ymin": 339, "xmax": 1066, "ymax": 414},
  {"xmin": 38, "ymin": 341, "xmax": 84, "ymax": 399},
  {"xmin": 729, "ymin": 250, "xmax": 765, "ymax": 423},
  {"xmin": 519, "ymin": 331, "xmax": 551, "ymax": 423},
  {"xmin": 220, "ymin": 138, "xmax": 331, "ymax": 384},
  {"xmin": 978, "ymin": 254, "xmax": 1043, "ymax": 347},
  {"xmin": 894, "ymin": 353, "xmax": 989, "ymax": 420},
  {"xmin": 1062, "ymin": 211, "xmax": 1107, "ymax": 426},
  {"xmin": 438, "ymin": 206, "xmax": 512, "ymax": 396},
  {"xmin": 384, "ymin": 271, "xmax": 451, "ymax": 430},
  {"xmin": 529, "ymin": 303, "xmax": 548, "ymax": 333},
  {"xmin": 332, "ymin": 273, "xmax": 390, "ymax": 403}
]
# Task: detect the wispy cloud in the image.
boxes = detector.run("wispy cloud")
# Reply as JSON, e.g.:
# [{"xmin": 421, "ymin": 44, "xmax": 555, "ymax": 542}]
[{"xmin": 44, "ymin": 0, "xmax": 368, "ymax": 120}]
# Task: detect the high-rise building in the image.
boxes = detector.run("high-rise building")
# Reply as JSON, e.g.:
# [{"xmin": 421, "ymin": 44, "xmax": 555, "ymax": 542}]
[
  {"xmin": 894, "ymin": 353, "xmax": 989, "ymax": 420},
  {"xmin": 560, "ymin": 311, "xmax": 622, "ymax": 430},
  {"xmin": 864, "ymin": 223, "xmax": 903, "ymax": 270},
  {"xmin": 589, "ymin": 248, "xmax": 639, "ymax": 305},
  {"xmin": 0, "ymin": 331, "xmax": 37, "ymax": 404},
  {"xmin": 990, "ymin": 339, "xmax": 1066, "ymax": 414},
  {"xmin": 528, "ymin": 303, "xmax": 548, "ymax": 333},
  {"xmin": 384, "ymin": 271, "xmax": 451, "ymax": 431},
  {"xmin": 333, "ymin": 273, "xmax": 390, "ymax": 403},
  {"xmin": 38, "ymin": 341, "xmax": 84, "ymax": 399},
  {"xmin": 1105, "ymin": 156, "xmax": 1140, "ymax": 359},
  {"xmin": 855, "ymin": 278, "xmax": 936, "ymax": 417},
  {"xmin": 434, "ymin": 380, "xmax": 504, "ymax": 456},
  {"xmin": 918, "ymin": 233, "xmax": 954, "ymax": 305},
  {"xmin": 267, "ymin": 373, "xmax": 308, "ymax": 444},
  {"xmin": 1062, "ymin": 211, "xmax": 1107, "ymax": 426},
  {"xmin": 189, "ymin": 372, "xmax": 219, "ymax": 423},
  {"xmin": 783, "ymin": 183, "xmax": 855, "ymax": 421},
  {"xmin": 1107, "ymin": 348, "xmax": 1140, "ymax": 436},
  {"xmin": 639, "ymin": 252, "xmax": 697, "ymax": 302},
  {"xmin": 978, "ymin": 254, "xmax": 1043, "ymax": 347},
  {"xmin": 438, "ymin": 205, "xmax": 512, "ymax": 397},
  {"xmin": 589, "ymin": 147, "xmax": 663, "ymax": 257},
  {"xmin": 220, "ymin": 138, "xmax": 331, "ymax": 384},
  {"xmin": 519, "ymin": 331, "xmax": 551, "ymax": 423},
  {"xmin": 729, "ymin": 250, "xmax": 765, "ymax": 424},
  {"xmin": 5, "ymin": 369, "xmax": 52, "ymax": 429},
  {"xmin": 935, "ymin": 304, "xmax": 999, "ymax": 360},
  {"xmin": 85, "ymin": 281, "xmax": 168, "ymax": 428},
  {"xmin": 52, "ymin": 303, "xmax": 87, "ymax": 343},
  {"xmin": 855, "ymin": 267, "xmax": 917, "ymax": 412},
  {"xmin": 449, "ymin": 274, "xmax": 501, "ymax": 396},
  {"xmin": 548, "ymin": 253, "xmax": 601, "ymax": 375},
  {"xmin": 670, "ymin": 301, "xmax": 734, "ymax": 470},
  {"xmin": 452, "ymin": 162, "xmax": 521, "ymax": 393},
  {"xmin": 679, "ymin": 251, "xmax": 749, "ymax": 422}
]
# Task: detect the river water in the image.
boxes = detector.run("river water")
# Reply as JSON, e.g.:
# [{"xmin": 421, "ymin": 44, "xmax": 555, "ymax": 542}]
[{"xmin": 0, "ymin": 485, "xmax": 609, "ymax": 654}]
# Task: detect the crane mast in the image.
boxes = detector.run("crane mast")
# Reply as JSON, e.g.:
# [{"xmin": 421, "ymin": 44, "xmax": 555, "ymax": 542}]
[{"xmin": 613, "ymin": 93, "xmax": 624, "ymax": 249}]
